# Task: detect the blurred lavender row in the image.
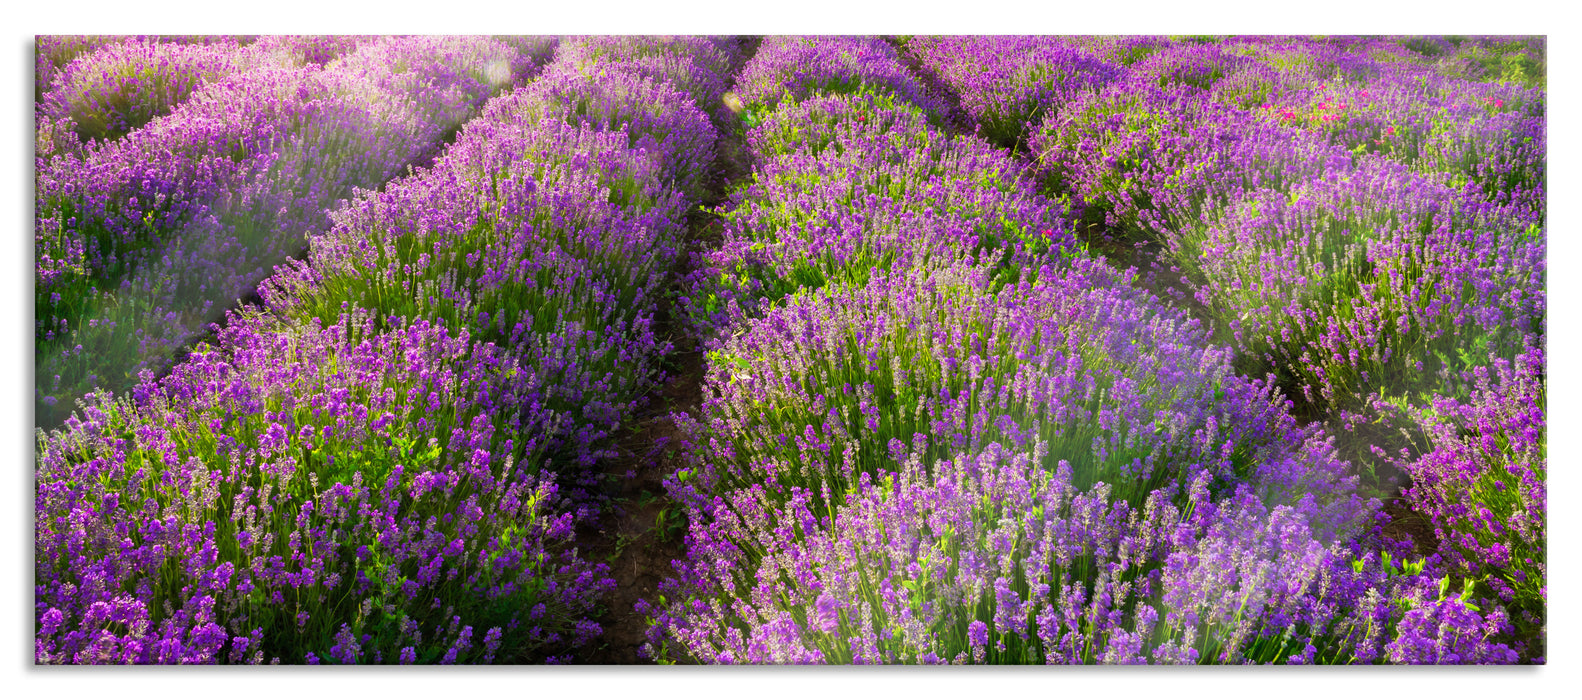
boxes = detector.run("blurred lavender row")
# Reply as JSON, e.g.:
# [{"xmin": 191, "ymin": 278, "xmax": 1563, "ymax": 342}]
[
  {"xmin": 37, "ymin": 36, "xmax": 390, "ymax": 147},
  {"xmin": 35, "ymin": 35, "xmax": 558, "ymax": 427}
]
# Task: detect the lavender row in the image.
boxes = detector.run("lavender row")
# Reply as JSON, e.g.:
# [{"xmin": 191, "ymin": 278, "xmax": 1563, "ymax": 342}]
[
  {"xmin": 905, "ymin": 34, "xmax": 1547, "ymax": 660},
  {"xmin": 731, "ymin": 36, "xmax": 949, "ymax": 126},
  {"xmin": 650, "ymin": 437, "xmax": 1514, "ymax": 663},
  {"xmin": 33, "ymin": 36, "xmax": 622, "ymax": 664},
  {"xmin": 260, "ymin": 36, "xmax": 723, "ymax": 500},
  {"xmin": 37, "ymin": 36, "xmax": 387, "ymax": 147},
  {"xmin": 35, "ymin": 35, "xmax": 268, "ymax": 103},
  {"xmin": 681, "ymin": 35, "xmax": 1071, "ymax": 339},
  {"xmin": 35, "ymin": 36, "xmax": 557, "ymax": 428},
  {"xmin": 647, "ymin": 259, "xmax": 1526, "ymax": 663},
  {"xmin": 35, "ymin": 35, "xmax": 736, "ymax": 664},
  {"xmin": 555, "ymin": 36, "xmax": 742, "ymax": 125},
  {"xmin": 36, "ymin": 312, "xmax": 613, "ymax": 664},
  {"xmin": 643, "ymin": 37, "xmax": 1378, "ymax": 664}
]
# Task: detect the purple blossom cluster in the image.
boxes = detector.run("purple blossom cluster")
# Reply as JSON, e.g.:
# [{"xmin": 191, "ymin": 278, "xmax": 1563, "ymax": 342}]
[
  {"xmin": 37, "ymin": 36, "xmax": 388, "ymax": 147},
  {"xmin": 36, "ymin": 36, "xmax": 549, "ymax": 427},
  {"xmin": 35, "ymin": 36, "xmax": 262, "ymax": 103},
  {"xmin": 1031, "ymin": 72, "xmax": 1347, "ymax": 236},
  {"xmin": 905, "ymin": 36, "xmax": 1122, "ymax": 148},
  {"xmin": 39, "ymin": 39, "xmax": 250, "ymax": 144},
  {"xmin": 260, "ymin": 37, "xmax": 720, "ymax": 497},
  {"xmin": 946, "ymin": 36, "xmax": 1544, "ymax": 452},
  {"xmin": 666, "ymin": 260, "xmax": 1368, "ymax": 537},
  {"xmin": 682, "ymin": 90, "xmax": 1077, "ymax": 336},
  {"xmin": 511, "ymin": 57, "xmax": 719, "ymax": 199},
  {"xmin": 35, "ymin": 311, "xmax": 613, "ymax": 664},
  {"xmin": 732, "ymin": 36, "xmax": 948, "ymax": 123},
  {"xmin": 556, "ymin": 36, "xmax": 742, "ymax": 123},
  {"xmin": 647, "ymin": 434, "xmax": 1513, "ymax": 664},
  {"xmin": 1384, "ymin": 341, "xmax": 1545, "ymax": 629},
  {"xmin": 1183, "ymin": 155, "xmax": 1544, "ymax": 411}
]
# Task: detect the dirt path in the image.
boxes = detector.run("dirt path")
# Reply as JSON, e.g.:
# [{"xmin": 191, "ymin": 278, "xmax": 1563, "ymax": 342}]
[{"xmin": 578, "ymin": 37, "xmax": 761, "ymax": 664}]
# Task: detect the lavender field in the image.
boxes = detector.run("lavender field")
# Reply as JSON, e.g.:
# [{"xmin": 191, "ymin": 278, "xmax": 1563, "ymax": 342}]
[{"xmin": 32, "ymin": 34, "xmax": 1545, "ymax": 665}]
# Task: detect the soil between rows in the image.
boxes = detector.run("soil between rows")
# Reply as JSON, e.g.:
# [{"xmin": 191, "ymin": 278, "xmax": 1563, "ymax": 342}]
[{"xmin": 578, "ymin": 37, "xmax": 760, "ymax": 664}]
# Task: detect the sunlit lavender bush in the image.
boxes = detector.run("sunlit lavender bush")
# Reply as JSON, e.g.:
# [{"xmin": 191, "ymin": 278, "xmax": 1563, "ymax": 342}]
[
  {"xmin": 260, "ymin": 85, "xmax": 705, "ymax": 488},
  {"xmin": 514, "ymin": 60, "xmax": 716, "ymax": 198},
  {"xmin": 1177, "ymin": 156, "xmax": 1544, "ymax": 418},
  {"xmin": 1030, "ymin": 76, "xmax": 1348, "ymax": 236},
  {"xmin": 40, "ymin": 40, "xmax": 250, "ymax": 143},
  {"xmin": 906, "ymin": 36, "xmax": 1121, "ymax": 149},
  {"xmin": 644, "ymin": 438, "xmax": 1514, "ymax": 664},
  {"xmin": 683, "ymin": 91, "xmax": 1075, "ymax": 336},
  {"xmin": 732, "ymin": 35, "xmax": 948, "ymax": 124},
  {"xmin": 35, "ymin": 311, "xmax": 614, "ymax": 664},
  {"xmin": 557, "ymin": 36, "xmax": 742, "ymax": 123},
  {"xmin": 669, "ymin": 262, "xmax": 1369, "ymax": 541},
  {"xmin": 1383, "ymin": 341, "xmax": 1545, "ymax": 646}
]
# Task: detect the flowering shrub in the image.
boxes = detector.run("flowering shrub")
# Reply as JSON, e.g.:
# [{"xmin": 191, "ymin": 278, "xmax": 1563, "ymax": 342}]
[
  {"xmin": 672, "ymin": 262, "xmax": 1369, "ymax": 542},
  {"xmin": 733, "ymin": 36, "xmax": 948, "ymax": 125},
  {"xmin": 1031, "ymin": 76, "xmax": 1351, "ymax": 235},
  {"xmin": 557, "ymin": 36, "xmax": 742, "ymax": 123},
  {"xmin": 260, "ymin": 87, "xmax": 704, "ymax": 492},
  {"xmin": 35, "ymin": 33, "xmax": 732, "ymax": 664},
  {"xmin": 35, "ymin": 312, "xmax": 614, "ymax": 664},
  {"xmin": 906, "ymin": 36, "xmax": 1121, "ymax": 148},
  {"xmin": 1385, "ymin": 342, "xmax": 1545, "ymax": 644},
  {"xmin": 684, "ymin": 91, "xmax": 1075, "ymax": 337},
  {"xmin": 1179, "ymin": 157, "xmax": 1544, "ymax": 416},
  {"xmin": 514, "ymin": 60, "xmax": 716, "ymax": 198},
  {"xmin": 647, "ymin": 437, "xmax": 1392, "ymax": 664},
  {"xmin": 41, "ymin": 40, "xmax": 250, "ymax": 143}
]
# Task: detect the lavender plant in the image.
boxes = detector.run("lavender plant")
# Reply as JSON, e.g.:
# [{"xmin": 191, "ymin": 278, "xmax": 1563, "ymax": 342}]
[
  {"xmin": 1030, "ymin": 76, "xmax": 1350, "ymax": 236},
  {"xmin": 557, "ymin": 36, "xmax": 742, "ymax": 123},
  {"xmin": 1382, "ymin": 341, "xmax": 1545, "ymax": 651},
  {"xmin": 259, "ymin": 103, "xmax": 694, "ymax": 483},
  {"xmin": 37, "ymin": 36, "xmax": 133, "ymax": 103},
  {"xmin": 38, "ymin": 37, "xmax": 387, "ymax": 145},
  {"xmin": 1177, "ymin": 157, "xmax": 1544, "ymax": 421},
  {"xmin": 641, "ymin": 435, "xmax": 1518, "ymax": 664},
  {"xmin": 732, "ymin": 36, "xmax": 948, "ymax": 126},
  {"xmin": 511, "ymin": 61, "xmax": 716, "ymax": 198},
  {"xmin": 35, "ymin": 310, "xmax": 614, "ymax": 664},
  {"xmin": 905, "ymin": 36, "xmax": 1121, "ymax": 149},
  {"xmin": 646, "ymin": 428, "xmax": 1530, "ymax": 664},
  {"xmin": 683, "ymin": 91, "xmax": 1076, "ymax": 336},
  {"xmin": 40, "ymin": 39, "xmax": 249, "ymax": 143},
  {"xmin": 672, "ymin": 263, "xmax": 1368, "ymax": 539}
]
